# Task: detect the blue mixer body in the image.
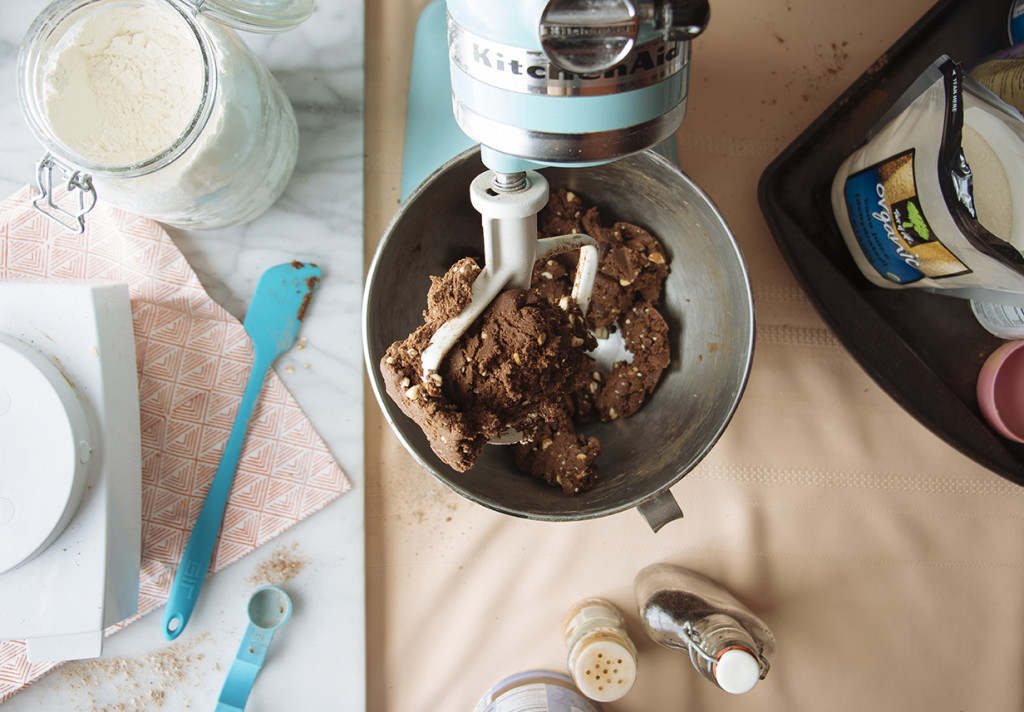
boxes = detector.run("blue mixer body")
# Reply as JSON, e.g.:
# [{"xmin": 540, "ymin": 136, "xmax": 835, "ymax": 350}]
[
  {"xmin": 448, "ymin": 0, "xmax": 693, "ymax": 172},
  {"xmin": 401, "ymin": 0, "xmax": 699, "ymax": 193}
]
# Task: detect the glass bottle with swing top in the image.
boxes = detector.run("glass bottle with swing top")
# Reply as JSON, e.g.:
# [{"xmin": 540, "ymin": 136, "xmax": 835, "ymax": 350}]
[{"xmin": 634, "ymin": 563, "xmax": 775, "ymax": 695}]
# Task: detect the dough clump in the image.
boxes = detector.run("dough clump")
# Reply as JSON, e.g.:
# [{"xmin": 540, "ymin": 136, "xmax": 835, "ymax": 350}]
[{"xmin": 380, "ymin": 189, "xmax": 671, "ymax": 494}]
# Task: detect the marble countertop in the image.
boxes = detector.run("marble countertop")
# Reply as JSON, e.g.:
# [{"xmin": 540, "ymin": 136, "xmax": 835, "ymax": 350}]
[{"xmin": 0, "ymin": 1, "xmax": 365, "ymax": 710}]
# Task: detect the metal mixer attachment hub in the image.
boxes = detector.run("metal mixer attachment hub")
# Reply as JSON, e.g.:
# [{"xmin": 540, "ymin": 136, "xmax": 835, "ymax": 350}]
[{"xmin": 420, "ymin": 169, "xmax": 600, "ymax": 378}]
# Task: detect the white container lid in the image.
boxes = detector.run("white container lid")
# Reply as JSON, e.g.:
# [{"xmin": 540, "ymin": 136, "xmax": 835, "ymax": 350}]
[
  {"xmin": 714, "ymin": 647, "xmax": 761, "ymax": 694},
  {"xmin": 0, "ymin": 335, "xmax": 91, "ymax": 574}
]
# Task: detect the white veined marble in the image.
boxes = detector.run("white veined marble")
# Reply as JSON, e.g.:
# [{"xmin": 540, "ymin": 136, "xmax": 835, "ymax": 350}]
[{"xmin": 0, "ymin": 1, "xmax": 366, "ymax": 709}]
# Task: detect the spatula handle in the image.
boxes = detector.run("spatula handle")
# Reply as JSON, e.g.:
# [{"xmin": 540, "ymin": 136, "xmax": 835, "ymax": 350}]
[{"xmin": 161, "ymin": 351, "xmax": 271, "ymax": 640}]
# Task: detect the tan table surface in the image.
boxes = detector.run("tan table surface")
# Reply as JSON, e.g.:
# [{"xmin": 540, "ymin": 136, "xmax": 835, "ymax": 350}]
[{"xmin": 363, "ymin": 1, "xmax": 1024, "ymax": 709}]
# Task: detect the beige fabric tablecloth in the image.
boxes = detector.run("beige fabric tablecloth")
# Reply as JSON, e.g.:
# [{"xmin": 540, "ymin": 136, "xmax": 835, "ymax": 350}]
[{"xmin": 363, "ymin": 0, "xmax": 1024, "ymax": 709}]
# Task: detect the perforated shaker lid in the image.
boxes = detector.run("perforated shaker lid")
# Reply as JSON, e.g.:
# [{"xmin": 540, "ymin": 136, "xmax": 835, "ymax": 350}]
[
  {"xmin": 194, "ymin": 0, "xmax": 315, "ymax": 33},
  {"xmin": 714, "ymin": 647, "xmax": 761, "ymax": 694},
  {"xmin": 0, "ymin": 335, "xmax": 91, "ymax": 574},
  {"xmin": 570, "ymin": 638, "xmax": 637, "ymax": 702}
]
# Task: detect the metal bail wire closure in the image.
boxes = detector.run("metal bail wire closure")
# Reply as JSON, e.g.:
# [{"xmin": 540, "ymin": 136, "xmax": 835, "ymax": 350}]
[
  {"xmin": 33, "ymin": 154, "xmax": 97, "ymax": 234},
  {"xmin": 680, "ymin": 621, "xmax": 771, "ymax": 678},
  {"xmin": 681, "ymin": 621, "xmax": 721, "ymax": 671}
]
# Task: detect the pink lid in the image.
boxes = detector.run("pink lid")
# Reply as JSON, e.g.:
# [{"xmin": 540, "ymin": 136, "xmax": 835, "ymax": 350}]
[{"xmin": 977, "ymin": 340, "xmax": 1024, "ymax": 443}]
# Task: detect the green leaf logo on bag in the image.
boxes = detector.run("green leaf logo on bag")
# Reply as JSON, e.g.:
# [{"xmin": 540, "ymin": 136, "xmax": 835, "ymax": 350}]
[{"xmin": 894, "ymin": 197, "xmax": 931, "ymax": 246}]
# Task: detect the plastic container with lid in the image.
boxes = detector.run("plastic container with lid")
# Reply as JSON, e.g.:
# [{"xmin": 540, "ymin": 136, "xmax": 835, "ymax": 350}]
[
  {"xmin": 473, "ymin": 670, "xmax": 602, "ymax": 712},
  {"xmin": 1010, "ymin": 0, "xmax": 1024, "ymax": 44},
  {"xmin": 971, "ymin": 299, "xmax": 1024, "ymax": 339},
  {"xmin": 635, "ymin": 563, "xmax": 775, "ymax": 695},
  {"xmin": 17, "ymin": 0, "xmax": 313, "ymax": 232}
]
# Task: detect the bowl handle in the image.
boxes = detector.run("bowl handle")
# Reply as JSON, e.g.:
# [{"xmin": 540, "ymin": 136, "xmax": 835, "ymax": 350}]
[{"xmin": 637, "ymin": 490, "xmax": 683, "ymax": 532}]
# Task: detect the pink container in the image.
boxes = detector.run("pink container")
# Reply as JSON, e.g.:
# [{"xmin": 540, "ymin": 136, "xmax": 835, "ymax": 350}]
[{"xmin": 977, "ymin": 340, "xmax": 1024, "ymax": 443}]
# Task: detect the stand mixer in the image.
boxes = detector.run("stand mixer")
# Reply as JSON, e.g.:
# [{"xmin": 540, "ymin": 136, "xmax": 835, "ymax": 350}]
[
  {"xmin": 368, "ymin": 0, "xmax": 749, "ymax": 527},
  {"xmin": 410, "ymin": 0, "xmax": 710, "ymax": 380}
]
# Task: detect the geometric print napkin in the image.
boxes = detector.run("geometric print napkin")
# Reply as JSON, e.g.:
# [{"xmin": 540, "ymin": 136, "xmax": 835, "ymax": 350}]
[{"xmin": 0, "ymin": 187, "xmax": 351, "ymax": 701}]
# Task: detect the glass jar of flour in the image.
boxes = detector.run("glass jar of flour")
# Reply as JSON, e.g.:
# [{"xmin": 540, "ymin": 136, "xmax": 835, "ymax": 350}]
[{"xmin": 17, "ymin": 0, "xmax": 312, "ymax": 232}]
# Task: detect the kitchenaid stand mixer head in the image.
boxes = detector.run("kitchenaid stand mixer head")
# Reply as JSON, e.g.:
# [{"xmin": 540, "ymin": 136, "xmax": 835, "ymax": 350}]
[{"xmin": 422, "ymin": 0, "xmax": 710, "ymax": 401}]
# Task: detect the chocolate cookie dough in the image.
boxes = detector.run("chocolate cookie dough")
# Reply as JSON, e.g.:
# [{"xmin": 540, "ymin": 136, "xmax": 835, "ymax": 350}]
[
  {"xmin": 380, "ymin": 257, "xmax": 596, "ymax": 474},
  {"xmin": 380, "ymin": 188, "xmax": 671, "ymax": 495},
  {"xmin": 535, "ymin": 189, "xmax": 669, "ymax": 332},
  {"xmin": 530, "ymin": 189, "xmax": 672, "ymax": 424}
]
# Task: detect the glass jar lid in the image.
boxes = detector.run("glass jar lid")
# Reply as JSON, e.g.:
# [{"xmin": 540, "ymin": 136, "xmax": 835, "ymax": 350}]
[{"xmin": 193, "ymin": 0, "xmax": 315, "ymax": 33}]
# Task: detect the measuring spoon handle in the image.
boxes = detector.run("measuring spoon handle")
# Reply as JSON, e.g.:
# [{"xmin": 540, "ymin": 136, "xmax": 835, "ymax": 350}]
[
  {"xmin": 216, "ymin": 625, "xmax": 276, "ymax": 710},
  {"xmin": 161, "ymin": 351, "xmax": 272, "ymax": 640}
]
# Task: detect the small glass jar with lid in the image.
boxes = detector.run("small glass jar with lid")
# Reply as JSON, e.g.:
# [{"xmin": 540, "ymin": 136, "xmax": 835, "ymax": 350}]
[
  {"xmin": 17, "ymin": 0, "xmax": 312, "ymax": 232},
  {"xmin": 562, "ymin": 597, "xmax": 638, "ymax": 703}
]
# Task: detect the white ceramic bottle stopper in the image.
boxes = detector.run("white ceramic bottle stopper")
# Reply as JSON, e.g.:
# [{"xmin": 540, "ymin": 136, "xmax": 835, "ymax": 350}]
[
  {"xmin": 714, "ymin": 647, "xmax": 761, "ymax": 694},
  {"xmin": 563, "ymin": 598, "xmax": 638, "ymax": 702}
]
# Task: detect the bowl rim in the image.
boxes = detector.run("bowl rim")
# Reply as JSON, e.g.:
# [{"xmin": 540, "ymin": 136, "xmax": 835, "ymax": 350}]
[{"xmin": 362, "ymin": 146, "xmax": 755, "ymax": 522}]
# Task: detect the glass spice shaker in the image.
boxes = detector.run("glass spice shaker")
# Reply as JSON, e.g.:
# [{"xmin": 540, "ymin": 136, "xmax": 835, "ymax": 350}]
[
  {"xmin": 17, "ymin": 0, "xmax": 312, "ymax": 232},
  {"xmin": 562, "ymin": 597, "xmax": 638, "ymax": 703},
  {"xmin": 635, "ymin": 563, "xmax": 775, "ymax": 695}
]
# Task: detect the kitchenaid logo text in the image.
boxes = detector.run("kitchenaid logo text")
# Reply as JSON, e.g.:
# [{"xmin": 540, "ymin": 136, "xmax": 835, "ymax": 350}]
[
  {"xmin": 449, "ymin": 21, "xmax": 686, "ymax": 96},
  {"xmin": 471, "ymin": 42, "xmax": 679, "ymax": 80}
]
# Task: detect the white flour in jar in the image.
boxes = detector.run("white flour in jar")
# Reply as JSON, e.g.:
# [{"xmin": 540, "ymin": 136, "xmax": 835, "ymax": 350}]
[
  {"xmin": 43, "ymin": 3, "xmax": 203, "ymax": 165},
  {"xmin": 28, "ymin": 0, "xmax": 298, "ymax": 228}
]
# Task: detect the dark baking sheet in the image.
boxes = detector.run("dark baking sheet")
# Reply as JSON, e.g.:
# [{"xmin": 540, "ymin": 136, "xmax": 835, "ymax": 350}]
[{"xmin": 757, "ymin": 0, "xmax": 1024, "ymax": 486}]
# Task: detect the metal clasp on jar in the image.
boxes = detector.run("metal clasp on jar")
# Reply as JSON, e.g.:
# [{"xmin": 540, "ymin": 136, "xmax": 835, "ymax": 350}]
[{"xmin": 33, "ymin": 154, "xmax": 98, "ymax": 234}]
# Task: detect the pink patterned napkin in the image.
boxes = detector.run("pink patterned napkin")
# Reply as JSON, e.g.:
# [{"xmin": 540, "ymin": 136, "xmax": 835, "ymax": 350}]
[{"xmin": 0, "ymin": 187, "xmax": 351, "ymax": 700}]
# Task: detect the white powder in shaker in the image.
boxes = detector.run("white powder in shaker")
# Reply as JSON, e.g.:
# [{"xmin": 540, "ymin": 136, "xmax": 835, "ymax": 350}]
[{"xmin": 43, "ymin": 3, "xmax": 204, "ymax": 165}]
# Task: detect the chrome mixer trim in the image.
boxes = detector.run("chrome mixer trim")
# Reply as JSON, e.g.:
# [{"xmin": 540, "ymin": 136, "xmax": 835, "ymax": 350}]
[
  {"xmin": 453, "ymin": 98, "xmax": 687, "ymax": 164},
  {"xmin": 447, "ymin": 14, "xmax": 688, "ymax": 98},
  {"xmin": 539, "ymin": 0, "xmax": 639, "ymax": 74}
]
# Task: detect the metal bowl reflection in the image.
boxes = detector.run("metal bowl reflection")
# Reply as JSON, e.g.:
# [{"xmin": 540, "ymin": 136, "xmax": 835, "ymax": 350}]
[{"xmin": 363, "ymin": 147, "xmax": 754, "ymax": 530}]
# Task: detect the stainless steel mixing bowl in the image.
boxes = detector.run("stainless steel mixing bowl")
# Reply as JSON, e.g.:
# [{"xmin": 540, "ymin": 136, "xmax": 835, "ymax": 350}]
[{"xmin": 363, "ymin": 147, "xmax": 754, "ymax": 531}]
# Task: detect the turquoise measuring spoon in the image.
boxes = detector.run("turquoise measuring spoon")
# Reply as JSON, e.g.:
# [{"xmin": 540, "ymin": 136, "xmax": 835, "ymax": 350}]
[
  {"xmin": 162, "ymin": 262, "xmax": 321, "ymax": 640},
  {"xmin": 216, "ymin": 586, "xmax": 293, "ymax": 712}
]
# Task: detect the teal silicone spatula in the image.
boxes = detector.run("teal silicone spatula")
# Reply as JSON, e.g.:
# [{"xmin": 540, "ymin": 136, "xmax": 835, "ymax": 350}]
[{"xmin": 162, "ymin": 262, "xmax": 321, "ymax": 641}]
